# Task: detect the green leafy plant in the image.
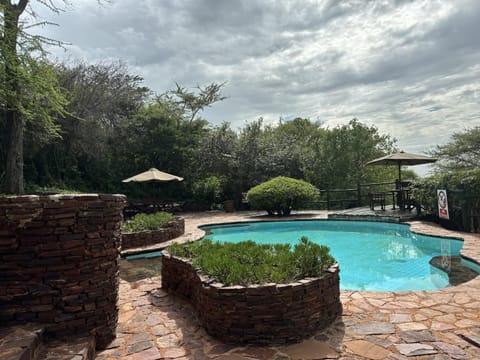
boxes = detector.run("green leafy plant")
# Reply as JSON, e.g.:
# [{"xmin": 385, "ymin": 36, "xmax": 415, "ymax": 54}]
[
  {"xmin": 167, "ymin": 236, "xmax": 335, "ymax": 286},
  {"xmin": 192, "ymin": 176, "xmax": 223, "ymax": 209},
  {"xmin": 247, "ymin": 176, "xmax": 320, "ymax": 215},
  {"xmin": 413, "ymin": 169, "xmax": 480, "ymax": 231},
  {"xmin": 122, "ymin": 212, "xmax": 175, "ymax": 232}
]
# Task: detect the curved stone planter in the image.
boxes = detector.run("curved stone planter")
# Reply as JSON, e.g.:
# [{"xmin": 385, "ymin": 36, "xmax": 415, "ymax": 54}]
[
  {"xmin": 121, "ymin": 217, "xmax": 184, "ymax": 250},
  {"xmin": 161, "ymin": 252, "xmax": 342, "ymax": 345},
  {"xmin": 0, "ymin": 194, "xmax": 125, "ymax": 349}
]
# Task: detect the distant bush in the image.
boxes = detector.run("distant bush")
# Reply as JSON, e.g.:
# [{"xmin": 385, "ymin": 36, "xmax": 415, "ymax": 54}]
[
  {"xmin": 192, "ymin": 176, "xmax": 223, "ymax": 209},
  {"xmin": 122, "ymin": 212, "xmax": 175, "ymax": 232},
  {"xmin": 25, "ymin": 184, "xmax": 81, "ymax": 195},
  {"xmin": 167, "ymin": 236, "xmax": 335, "ymax": 286},
  {"xmin": 247, "ymin": 176, "xmax": 319, "ymax": 215},
  {"xmin": 413, "ymin": 169, "xmax": 480, "ymax": 214}
]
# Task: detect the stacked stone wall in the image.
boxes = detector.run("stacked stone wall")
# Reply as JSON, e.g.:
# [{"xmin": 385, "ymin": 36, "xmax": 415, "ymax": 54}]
[
  {"xmin": 0, "ymin": 194, "xmax": 126, "ymax": 349},
  {"xmin": 161, "ymin": 252, "xmax": 342, "ymax": 345},
  {"xmin": 121, "ymin": 218, "xmax": 184, "ymax": 250}
]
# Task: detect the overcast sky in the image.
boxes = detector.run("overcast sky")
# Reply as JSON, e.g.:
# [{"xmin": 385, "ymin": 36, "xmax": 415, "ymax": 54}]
[{"xmin": 31, "ymin": 0, "xmax": 479, "ymax": 174}]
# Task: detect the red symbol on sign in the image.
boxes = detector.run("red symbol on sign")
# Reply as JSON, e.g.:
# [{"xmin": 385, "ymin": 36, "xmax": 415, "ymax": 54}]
[{"xmin": 438, "ymin": 190, "xmax": 448, "ymax": 217}]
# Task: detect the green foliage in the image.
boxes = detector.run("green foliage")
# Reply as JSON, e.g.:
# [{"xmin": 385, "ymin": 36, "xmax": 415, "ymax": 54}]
[
  {"xmin": 167, "ymin": 236, "xmax": 335, "ymax": 286},
  {"xmin": 413, "ymin": 169, "xmax": 480, "ymax": 216},
  {"xmin": 122, "ymin": 212, "xmax": 175, "ymax": 233},
  {"xmin": 1, "ymin": 0, "xmax": 70, "ymax": 194},
  {"xmin": 430, "ymin": 127, "xmax": 480, "ymax": 172},
  {"xmin": 303, "ymin": 119, "xmax": 397, "ymax": 190},
  {"xmin": 247, "ymin": 176, "xmax": 319, "ymax": 215},
  {"xmin": 25, "ymin": 183, "xmax": 80, "ymax": 195},
  {"xmin": 192, "ymin": 176, "xmax": 223, "ymax": 208}
]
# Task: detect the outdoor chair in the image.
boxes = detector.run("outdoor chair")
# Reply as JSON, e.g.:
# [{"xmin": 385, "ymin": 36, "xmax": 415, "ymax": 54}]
[{"xmin": 369, "ymin": 192, "xmax": 386, "ymax": 211}]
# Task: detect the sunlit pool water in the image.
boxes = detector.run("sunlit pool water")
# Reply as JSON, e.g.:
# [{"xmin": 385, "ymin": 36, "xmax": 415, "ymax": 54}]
[{"xmin": 198, "ymin": 220, "xmax": 477, "ymax": 291}]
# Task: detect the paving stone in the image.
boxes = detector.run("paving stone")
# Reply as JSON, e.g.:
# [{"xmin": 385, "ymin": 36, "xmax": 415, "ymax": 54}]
[
  {"xmin": 285, "ymin": 339, "xmax": 339, "ymax": 359},
  {"xmin": 156, "ymin": 333, "xmax": 181, "ymax": 348},
  {"xmin": 350, "ymin": 321, "xmax": 395, "ymax": 335},
  {"xmin": 431, "ymin": 321, "xmax": 456, "ymax": 331},
  {"xmin": 399, "ymin": 330, "xmax": 436, "ymax": 343},
  {"xmin": 145, "ymin": 313, "xmax": 164, "ymax": 327},
  {"xmin": 344, "ymin": 340, "xmax": 391, "ymax": 359},
  {"xmin": 396, "ymin": 322, "xmax": 428, "ymax": 331},
  {"xmin": 151, "ymin": 324, "xmax": 172, "ymax": 336},
  {"xmin": 455, "ymin": 318, "xmax": 480, "ymax": 328},
  {"xmin": 234, "ymin": 347, "xmax": 278, "ymax": 360},
  {"xmin": 126, "ymin": 340, "xmax": 154, "ymax": 355},
  {"xmin": 127, "ymin": 332, "xmax": 151, "ymax": 344},
  {"xmin": 161, "ymin": 347, "xmax": 188, "ymax": 358},
  {"xmin": 395, "ymin": 343, "xmax": 437, "ymax": 356},
  {"xmin": 105, "ymin": 337, "xmax": 125, "ymax": 349},
  {"xmin": 365, "ymin": 335, "xmax": 394, "ymax": 348},
  {"xmin": 390, "ymin": 313, "xmax": 412, "ymax": 323},
  {"xmin": 123, "ymin": 346, "xmax": 162, "ymax": 360},
  {"xmin": 432, "ymin": 342, "xmax": 469, "ymax": 359}
]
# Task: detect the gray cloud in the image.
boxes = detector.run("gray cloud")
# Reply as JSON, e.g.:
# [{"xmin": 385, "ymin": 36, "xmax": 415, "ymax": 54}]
[{"xmin": 30, "ymin": 0, "xmax": 480, "ymax": 175}]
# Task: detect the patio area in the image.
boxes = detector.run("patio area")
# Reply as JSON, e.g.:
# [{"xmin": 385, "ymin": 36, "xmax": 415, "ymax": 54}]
[{"xmin": 100, "ymin": 211, "xmax": 480, "ymax": 359}]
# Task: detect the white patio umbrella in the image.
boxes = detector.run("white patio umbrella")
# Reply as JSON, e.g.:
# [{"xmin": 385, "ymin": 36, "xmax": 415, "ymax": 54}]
[{"xmin": 122, "ymin": 168, "xmax": 183, "ymax": 183}]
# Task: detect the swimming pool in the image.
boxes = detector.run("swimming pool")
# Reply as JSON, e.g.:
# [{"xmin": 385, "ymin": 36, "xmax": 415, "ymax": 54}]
[{"xmin": 200, "ymin": 220, "xmax": 476, "ymax": 291}]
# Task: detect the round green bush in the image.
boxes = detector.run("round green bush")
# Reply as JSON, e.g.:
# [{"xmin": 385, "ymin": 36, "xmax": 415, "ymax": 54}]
[{"xmin": 247, "ymin": 176, "xmax": 320, "ymax": 215}]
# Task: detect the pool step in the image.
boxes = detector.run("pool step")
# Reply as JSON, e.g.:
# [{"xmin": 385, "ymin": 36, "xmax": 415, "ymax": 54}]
[{"xmin": 0, "ymin": 324, "xmax": 95, "ymax": 360}]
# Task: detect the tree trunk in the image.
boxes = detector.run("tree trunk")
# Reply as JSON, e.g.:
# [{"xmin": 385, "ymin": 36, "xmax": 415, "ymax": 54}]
[
  {"xmin": 5, "ymin": 112, "xmax": 24, "ymax": 194},
  {"xmin": 2, "ymin": 0, "xmax": 29, "ymax": 194}
]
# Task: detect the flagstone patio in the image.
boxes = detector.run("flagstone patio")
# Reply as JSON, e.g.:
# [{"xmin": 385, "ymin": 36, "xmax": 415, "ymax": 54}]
[{"xmin": 98, "ymin": 211, "xmax": 480, "ymax": 359}]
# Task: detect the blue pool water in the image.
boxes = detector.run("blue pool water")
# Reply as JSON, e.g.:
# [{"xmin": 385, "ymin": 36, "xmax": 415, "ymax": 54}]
[{"xmin": 200, "ymin": 220, "xmax": 468, "ymax": 291}]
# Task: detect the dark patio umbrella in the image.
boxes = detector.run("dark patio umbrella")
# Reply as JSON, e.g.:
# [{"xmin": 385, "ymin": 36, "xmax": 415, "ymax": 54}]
[{"xmin": 366, "ymin": 151, "xmax": 437, "ymax": 183}]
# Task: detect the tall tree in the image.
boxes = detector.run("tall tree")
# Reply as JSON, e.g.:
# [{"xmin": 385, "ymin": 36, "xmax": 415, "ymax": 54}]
[
  {"xmin": 1, "ymin": 0, "xmax": 67, "ymax": 194},
  {"xmin": 164, "ymin": 82, "xmax": 227, "ymax": 124},
  {"xmin": 430, "ymin": 127, "xmax": 480, "ymax": 172},
  {"xmin": 304, "ymin": 119, "xmax": 397, "ymax": 190},
  {"xmin": 25, "ymin": 61, "xmax": 149, "ymax": 190}
]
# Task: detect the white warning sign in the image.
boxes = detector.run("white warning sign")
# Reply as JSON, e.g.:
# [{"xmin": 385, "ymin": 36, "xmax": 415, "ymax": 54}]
[{"xmin": 437, "ymin": 189, "xmax": 449, "ymax": 220}]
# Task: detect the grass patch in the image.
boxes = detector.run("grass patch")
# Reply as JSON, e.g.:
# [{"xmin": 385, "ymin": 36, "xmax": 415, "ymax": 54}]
[
  {"xmin": 122, "ymin": 212, "xmax": 175, "ymax": 232},
  {"xmin": 167, "ymin": 236, "xmax": 335, "ymax": 286}
]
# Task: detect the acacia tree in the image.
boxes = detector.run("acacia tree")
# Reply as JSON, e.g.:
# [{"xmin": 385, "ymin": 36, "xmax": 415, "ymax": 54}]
[
  {"xmin": 1, "ymin": 0, "xmax": 67, "ymax": 194},
  {"xmin": 430, "ymin": 127, "xmax": 480, "ymax": 172}
]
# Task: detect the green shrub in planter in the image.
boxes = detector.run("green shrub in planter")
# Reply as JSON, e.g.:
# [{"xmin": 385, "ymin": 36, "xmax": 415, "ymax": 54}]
[
  {"xmin": 167, "ymin": 236, "xmax": 335, "ymax": 286},
  {"xmin": 247, "ymin": 176, "xmax": 320, "ymax": 215},
  {"xmin": 122, "ymin": 212, "xmax": 175, "ymax": 232}
]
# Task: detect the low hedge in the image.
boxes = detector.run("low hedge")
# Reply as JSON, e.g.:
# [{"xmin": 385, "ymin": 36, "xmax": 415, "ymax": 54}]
[
  {"xmin": 247, "ymin": 176, "xmax": 320, "ymax": 215},
  {"xmin": 167, "ymin": 236, "xmax": 335, "ymax": 286},
  {"xmin": 122, "ymin": 211, "xmax": 175, "ymax": 232}
]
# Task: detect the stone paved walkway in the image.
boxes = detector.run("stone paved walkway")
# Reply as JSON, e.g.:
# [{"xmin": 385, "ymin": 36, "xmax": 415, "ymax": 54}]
[{"xmin": 98, "ymin": 211, "xmax": 480, "ymax": 359}]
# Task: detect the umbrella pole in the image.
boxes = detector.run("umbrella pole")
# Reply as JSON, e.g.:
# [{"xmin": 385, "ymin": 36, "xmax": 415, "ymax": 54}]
[
  {"xmin": 397, "ymin": 161, "xmax": 403, "ymax": 209},
  {"xmin": 398, "ymin": 162, "xmax": 402, "ymax": 185}
]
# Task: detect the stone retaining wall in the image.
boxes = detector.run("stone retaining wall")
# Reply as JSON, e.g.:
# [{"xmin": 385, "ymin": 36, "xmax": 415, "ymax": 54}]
[
  {"xmin": 121, "ymin": 218, "xmax": 184, "ymax": 250},
  {"xmin": 161, "ymin": 252, "xmax": 342, "ymax": 345},
  {"xmin": 0, "ymin": 194, "xmax": 126, "ymax": 349}
]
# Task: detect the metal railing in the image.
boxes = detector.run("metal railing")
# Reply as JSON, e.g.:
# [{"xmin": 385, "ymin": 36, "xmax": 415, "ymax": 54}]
[{"xmin": 306, "ymin": 181, "xmax": 399, "ymax": 210}]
